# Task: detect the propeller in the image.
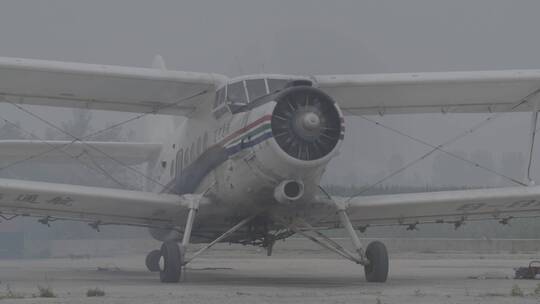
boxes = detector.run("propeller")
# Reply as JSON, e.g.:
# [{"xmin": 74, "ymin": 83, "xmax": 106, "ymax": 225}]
[{"xmin": 271, "ymin": 87, "xmax": 342, "ymax": 161}]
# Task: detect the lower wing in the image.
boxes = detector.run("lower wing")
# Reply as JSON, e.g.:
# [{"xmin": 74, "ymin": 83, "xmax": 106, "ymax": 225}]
[
  {"xmin": 317, "ymin": 186, "xmax": 540, "ymax": 227},
  {"xmin": 0, "ymin": 178, "xmax": 201, "ymax": 227},
  {"xmin": 0, "ymin": 140, "xmax": 162, "ymax": 166}
]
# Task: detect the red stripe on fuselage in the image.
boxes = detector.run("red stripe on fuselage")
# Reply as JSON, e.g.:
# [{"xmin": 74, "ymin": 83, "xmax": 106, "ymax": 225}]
[{"xmin": 219, "ymin": 115, "xmax": 272, "ymax": 145}]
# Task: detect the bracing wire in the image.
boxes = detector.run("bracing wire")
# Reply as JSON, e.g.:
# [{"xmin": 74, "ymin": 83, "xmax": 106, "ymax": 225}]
[
  {"xmin": 344, "ymin": 89, "xmax": 539, "ymax": 203},
  {"xmin": 0, "ymin": 89, "xmax": 208, "ymax": 190},
  {"xmin": 358, "ymin": 115, "xmax": 527, "ymax": 186},
  {"xmin": 8, "ymin": 102, "xmax": 167, "ymax": 188},
  {"xmin": 0, "ymin": 116, "xmax": 129, "ymax": 188}
]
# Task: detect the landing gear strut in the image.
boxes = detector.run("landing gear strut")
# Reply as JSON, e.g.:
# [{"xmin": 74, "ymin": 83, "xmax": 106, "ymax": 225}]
[
  {"xmin": 337, "ymin": 209, "xmax": 389, "ymax": 282},
  {"xmin": 156, "ymin": 197, "xmax": 200, "ymax": 283},
  {"xmin": 146, "ymin": 192, "xmax": 262, "ymax": 283},
  {"xmin": 143, "ymin": 198, "xmax": 200, "ymax": 283},
  {"xmin": 278, "ymin": 207, "xmax": 389, "ymax": 283}
]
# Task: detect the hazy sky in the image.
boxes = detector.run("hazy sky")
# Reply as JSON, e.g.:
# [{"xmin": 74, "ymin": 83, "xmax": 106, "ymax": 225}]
[
  {"xmin": 2, "ymin": 0, "xmax": 540, "ymax": 74},
  {"xmin": 1, "ymin": 0, "xmax": 540, "ymax": 187}
]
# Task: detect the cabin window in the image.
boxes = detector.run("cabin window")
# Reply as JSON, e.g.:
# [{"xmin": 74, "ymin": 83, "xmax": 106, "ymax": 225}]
[
  {"xmin": 190, "ymin": 142, "xmax": 196, "ymax": 162},
  {"xmin": 203, "ymin": 132, "xmax": 208, "ymax": 151},
  {"xmin": 246, "ymin": 79, "xmax": 267, "ymax": 102},
  {"xmin": 267, "ymin": 79, "xmax": 289, "ymax": 93},
  {"xmin": 184, "ymin": 147, "xmax": 190, "ymax": 167},
  {"xmin": 227, "ymin": 81, "xmax": 248, "ymax": 104},
  {"xmin": 177, "ymin": 149, "xmax": 184, "ymax": 175}
]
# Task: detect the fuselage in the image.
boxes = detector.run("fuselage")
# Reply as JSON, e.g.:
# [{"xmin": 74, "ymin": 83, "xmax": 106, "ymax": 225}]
[{"xmin": 149, "ymin": 75, "xmax": 345, "ymax": 243}]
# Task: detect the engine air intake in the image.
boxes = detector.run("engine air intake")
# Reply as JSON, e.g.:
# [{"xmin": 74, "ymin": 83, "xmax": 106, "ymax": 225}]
[
  {"xmin": 274, "ymin": 180, "xmax": 304, "ymax": 203},
  {"xmin": 271, "ymin": 87, "xmax": 342, "ymax": 161}
]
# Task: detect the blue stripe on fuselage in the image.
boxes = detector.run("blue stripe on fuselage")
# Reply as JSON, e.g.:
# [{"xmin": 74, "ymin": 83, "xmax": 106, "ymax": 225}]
[
  {"xmin": 225, "ymin": 131, "xmax": 273, "ymax": 156},
  {"xmin": 162, "ymin": 132, "xmax": 274, "ymax": 195}
]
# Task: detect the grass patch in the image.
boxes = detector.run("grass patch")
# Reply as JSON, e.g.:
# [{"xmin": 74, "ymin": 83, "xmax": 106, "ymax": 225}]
[
  {"xmin": 535, "ymin": 283, "xmax": 540, "ymax": 295},
  {"xmin": 510, "ymin": 284, "xmax": 524, "ymax": 297},
  {"xmin": 0, "ymin": 285, "xmax": 25, "ymax": 300},
  {"xmin": 482, "ymin": 292, "xmax": 507, "ymax": 297},
  {"xmin": 86, "ymin": 288, "xmax": 105, "ymax": 297},
  {"xmin": 37, "ymin": 285, "xmax": 56, "ymax": 298}
]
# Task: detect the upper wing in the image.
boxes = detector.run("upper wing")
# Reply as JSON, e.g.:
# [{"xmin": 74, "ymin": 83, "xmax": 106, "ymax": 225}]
[
  {"xmin": 0, "ymin": 57, "xmax": 227, "ymax": 116},
  {"xmin": 0, "ymin": 178, "xmax": 201, "ymax": 227},
  {"xmin": 314, "ymin": 70, "xmax": 540, "ymax": 115},
  {"xmin": 0, "ymin": 140, "xmax": 162, "ymax": 165},
  {"xmin": 316, "ymin": 186, "xmax": 540, "ymax": 227}
]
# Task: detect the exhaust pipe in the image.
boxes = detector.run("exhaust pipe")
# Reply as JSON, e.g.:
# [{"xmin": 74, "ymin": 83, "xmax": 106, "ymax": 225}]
[{"xmin": 274, "ymin": 180, "xmax": 304, "ymax": 203}]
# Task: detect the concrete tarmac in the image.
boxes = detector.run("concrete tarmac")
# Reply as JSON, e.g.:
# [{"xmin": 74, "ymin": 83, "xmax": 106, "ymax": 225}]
[{"xmin": 0, "ymin": 251, "xmax": 539, "ymax": 303}]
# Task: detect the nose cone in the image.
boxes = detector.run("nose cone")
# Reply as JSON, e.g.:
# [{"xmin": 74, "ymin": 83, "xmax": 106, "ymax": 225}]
[
  {"xmin": 293, "ymin": 110, "xmax": 322, "ymax": 141},
  {"xmin": 302, "ymin": 112, "xmax": 321, "ymax": 131}
]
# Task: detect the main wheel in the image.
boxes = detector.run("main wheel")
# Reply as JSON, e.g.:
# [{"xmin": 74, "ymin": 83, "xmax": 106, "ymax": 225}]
[
  {"xmin": 364, "ymin": 241, "xmax": 389, "ymax": 283},
  {"xmin": 159, "ymin": 242, "xmax": 184, "ymax": 283},
  {"xmin": 145, "ymin": 250, "xmax": 161, "ymax": 272}
]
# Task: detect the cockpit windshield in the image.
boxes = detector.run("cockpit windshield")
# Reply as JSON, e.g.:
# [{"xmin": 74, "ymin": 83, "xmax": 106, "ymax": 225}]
[
  {"xmin": 267, "ymin": 79, "xmax": 289, "ymax": 93},
  {"xmin": 214, "ymin": 78, "xmax": 294, "ymax": 114},
  {"xmin": 245, "ymin": 79, "xmax": 267, "ymax": 102}
]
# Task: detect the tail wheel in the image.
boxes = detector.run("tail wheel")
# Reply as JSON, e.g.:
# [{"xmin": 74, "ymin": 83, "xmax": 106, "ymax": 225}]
[
  {"xmin": 145, "ymin": 249, "xmax": 161, "ymax": 272},
  {"xmin": 159, "ymin": 242, "xmax": 184, "ymax": 283},
  {"xmin": 364, "ymin": 241, "xmax": 389, "ymax": 283}
]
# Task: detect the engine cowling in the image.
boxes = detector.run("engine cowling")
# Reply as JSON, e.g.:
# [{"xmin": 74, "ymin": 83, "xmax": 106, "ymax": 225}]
[{"xmin": 271, "ymin": 86, "xmax": 343, "ymax": 161}]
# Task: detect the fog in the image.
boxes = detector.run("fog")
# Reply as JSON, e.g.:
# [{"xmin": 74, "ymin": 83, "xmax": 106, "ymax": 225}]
[{"xmin": 2, "ymin": 0, "xmax": 540, "ymax": 256}]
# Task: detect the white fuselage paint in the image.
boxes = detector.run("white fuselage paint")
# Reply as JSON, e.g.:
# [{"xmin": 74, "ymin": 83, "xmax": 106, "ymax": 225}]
[{"xmin": 147, "ymin": 76, "xmax": 343, "ymax": 241}]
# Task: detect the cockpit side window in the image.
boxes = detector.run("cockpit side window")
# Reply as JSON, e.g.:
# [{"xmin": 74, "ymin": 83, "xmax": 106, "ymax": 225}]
[
  {"xmin": 227, "ymin": 81, "xmax": 248, "ymax": 105},
  {"xmin": 214, "ymin": 87, "xmax": 226, "ymax": 108},
  {"xmin": 267, "ymin": 79, "xmax": 289, "ymax": 93},
  {"xmin": 246, "ymin": 79, "xmax": 267, "ymax": 102},
  {"xmin": 213, "ymin": 86, "xmax": 230, "ymax": 119}
]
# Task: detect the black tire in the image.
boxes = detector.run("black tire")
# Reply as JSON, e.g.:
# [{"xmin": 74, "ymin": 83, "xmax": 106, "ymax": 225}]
[
  {"xmin": 159, "ymin": 242, "xmax": 184, "ymax": 283},
  {"xmin": 364, "ymin": 241, "xmax": 389, "ymax": 283},
  {"xmin": 145, "ymin": 250, "xmax": 161, "ymax": 272}
]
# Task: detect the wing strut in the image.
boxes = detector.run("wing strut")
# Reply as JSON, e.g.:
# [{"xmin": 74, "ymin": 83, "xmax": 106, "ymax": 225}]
[
  {"xmin": 337, "ymin": 209, "xmax": 368, "ymax": 264},
  {"xmin": 183, "ymin": 213, "xmax": 260, "ymax": 265},
  {"xmin": 278, "ymin": 217, "xmax": 365, "ymax": 264},
  {"xmin": 526, "ymin": 92, "xmax": 540, "ymax": 185}
]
